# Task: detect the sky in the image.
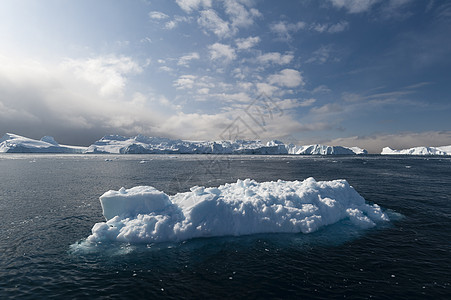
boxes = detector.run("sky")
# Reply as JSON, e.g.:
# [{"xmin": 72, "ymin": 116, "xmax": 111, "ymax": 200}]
[{"xmin": 0, "ymin": 0, "xmax": 450, "ymax": 153}]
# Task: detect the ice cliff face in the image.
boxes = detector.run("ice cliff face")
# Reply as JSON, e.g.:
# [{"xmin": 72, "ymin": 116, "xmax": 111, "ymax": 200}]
[
  {"xmin": 0, "ymin": 133, "xmax": 86, "ymax": 153},
  {"xmin": 85, "ymin": 134, "xmax": 366, "ymax": 155},
  {"xmin": 381, "ymin": 146, "xmax": 451, "ymax": 156}
]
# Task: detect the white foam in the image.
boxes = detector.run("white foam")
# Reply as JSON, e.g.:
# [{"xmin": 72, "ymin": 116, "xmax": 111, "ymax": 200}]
[{"xmin": 85, "ymin": 178, "xmax": 389, "ymax": 244}]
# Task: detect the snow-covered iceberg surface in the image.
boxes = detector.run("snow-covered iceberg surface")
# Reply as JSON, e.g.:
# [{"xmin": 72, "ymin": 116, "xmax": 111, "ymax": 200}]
[
  {"xmin": 85, "ymin": 178, "xmax": 389, "ymax": 244},
  {"xmin": 381, "ymin": 146, "xmax": 451, "ymax": 156},
  {"xmin": 85, "ymin": 134, "xmax": 367, "ymax": 155},
  {"xmin": 0, "ymin": 133, "xmax": 86, "ymax": 153}
]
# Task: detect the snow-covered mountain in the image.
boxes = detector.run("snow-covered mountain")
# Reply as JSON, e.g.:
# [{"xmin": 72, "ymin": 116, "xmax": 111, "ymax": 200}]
[
  {"xmin": 85, "ymin": 134, "xmax": 367, "ymax": 155},
  {"xmin": 381, "ymin": 146, "xmax": 451, "ymax": 156},
  {"xmin": 0, "ymin": 133, "xmax": 86, "ymax": 153}
]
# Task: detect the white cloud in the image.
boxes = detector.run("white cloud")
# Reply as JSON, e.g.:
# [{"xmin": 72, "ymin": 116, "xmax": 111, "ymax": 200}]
[
  {"xmin": 312, "ymin": 85, "xmax": 331, "ymax": 94},
  {"xmin": 310, "ymin": 103, "xmax": 343, "ymax": 114},
  {"xmin": 224, "ymin": 0, "xmax": 262, "ymax": 28},
  {"xmin": 177, "ymin": 52, "xmax": 200, "ymax": 66},
  {"xmin": 310, "ymin": 21, "xmax": 349, "ymax": 33},
  {"xmin": 232, "ymin": 67, "xmax": 245, "ymax": 80},
  {"xmin": 256, "ymin": 83, "xmax": 279, "ymax": 97},
  {"xmin": 270, "ymin": 21, "xmax": 306, "ymax": 39},
  {"xmin": 276, "ymin": 98, "xmax": 316, "ymax": 110},
  {"xmin": 165, "ymin": 20, "xmax": 178, "ymax": 29},
  {"xmin": 173, "ymin": 75, "xmax": 198, "ymax": 89},
  {"xmin": 256, "ymin": 52, "xmax": 294, "ymax": 65},
  {"xmin": 149, "ymin": 11, "xmax": 169, "ymax": 20},
  {"xmin": 198, "ymin": 9, "xmax": 233, "ymax": 38},
  {"xmin": 238, "ymin": 81, "xmax": 253, "ymax": 91},
  {"xmin": 208, "ymin": 43, "xmax": 237, "ymax": 61},
  {"xmin": 388, "ymin": 0, "xmax": 413, "ymax": 8},
  {"xmin": 328, "ymin": 21, "xmax": 350, "ymax": 33},
  {"xmin": 342, "ymin": 92, "xmax": 362, "ymax": 102},
  {"xmin": 217, "ymin": 92, "xmax": 252, "ymax": 103},
  {"xmin": 61, "ymin": 55, "xmax": 142, "ymax": 97},
  {"xmin": 197, "ymin": 88, "xmax": 210, "ymax": 94},
  {"xmin": 299, "ymin": 98, "xmax": 317, "ymax": 107},
  {"xmin": 268, "ymin": 69, "xmax": 304, "ymax": 88},
  {"xmin": 329, "ymin": 0, "xmax": 381, "ymax": 13},
  {"xmin": 330, "ymin": 0, "xmax": 415, "ymax": 18},
  {"xmin": 305, "ymin": 45, "xmax": 334, "ymax": 64},
  {"xmin": 235, "ymin": 36, "xmax": 260, "ymax": 50},
  {"xmin": 140, "ymin": 37, "xmax": 152, "ymax": 43},
  {"xmin": 164, "ymin": 15, "xmax": 192, "ymax": 29},
  {"xmin": 310, "ymin": 23, "xmax": 328, "ymax": 33},
  {"xmin": 176, "ymin": 0, "xmax": 212, "ymax": 13},
  {"xmin": 158, "ymin": 66, "xmax": 173, "ymax": 73}
]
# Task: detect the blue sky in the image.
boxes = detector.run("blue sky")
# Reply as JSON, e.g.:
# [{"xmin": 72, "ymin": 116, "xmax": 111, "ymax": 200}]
[{"xmin": 0, "ymin": 0, "xmax": 450, "ymax": 153}]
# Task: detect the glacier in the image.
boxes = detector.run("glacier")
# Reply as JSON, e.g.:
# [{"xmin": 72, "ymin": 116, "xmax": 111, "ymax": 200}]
[
  {"xmin": 0, "ymin": 133, "xmax": 86, "ymax": 153},
  {"xmin": 85, "ymin": 134, "xmax": 367, "ymax": 155},
  {"xmin": 381, "ymin": 145, "xmax": 451, "ymax": 156},
  {"xmin": 84, "ymin": 178, "xmax": 390, "ymax": 244}
]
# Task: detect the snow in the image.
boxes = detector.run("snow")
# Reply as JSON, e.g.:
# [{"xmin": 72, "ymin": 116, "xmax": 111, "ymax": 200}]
[
  {"xmin": 0, "ymin": 133, "xmax": 86, "ymax": 153},
  {"xmin": 85, "ymin": 178, "xmax": 389, "ymax": 244},
  {"xmin": 381, "ymin": 146, "xmax": 451, "ymax": 156},
  {"xmin": 85, "ymin": 134, "xmax": 366, "ymax": 155}
]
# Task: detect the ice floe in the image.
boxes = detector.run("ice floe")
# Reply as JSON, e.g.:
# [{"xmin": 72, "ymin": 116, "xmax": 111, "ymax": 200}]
[{"xmin": 84, "ymin": 178, "xmax": 389, "ymax": 244}]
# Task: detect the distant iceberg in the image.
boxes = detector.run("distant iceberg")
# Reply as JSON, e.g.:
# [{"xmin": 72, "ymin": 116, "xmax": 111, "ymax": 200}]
[
  {"xmin": 0, "ymin": 133, "xmax": 86, "ymax": 153},
  {"xmin": 381, "ymin": 145, "xmax": 451, "ymax": 156},
  {"xmin": 0, "ymin": 133, "xmax": 368, "ymax": 155},
  {"xmin": 85, "ymin": 178, "xmax": 389, "ymax": 244},
  {"xmin": 85, "ymin": 134, "xmax": 367, "ymax": 155},
  {"xmin": 287, "ymin": 144, "xmax": 367, "ymax": 155}
]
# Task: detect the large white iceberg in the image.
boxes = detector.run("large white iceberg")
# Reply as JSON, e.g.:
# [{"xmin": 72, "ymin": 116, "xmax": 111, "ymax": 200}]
[
  {"xmin": 0, "ymin": 133, "xmax": 86, "ymax": 153},
  {"xmin": 287, "ymin": 144, "xmax": 367, "ymax": 155},
  {"xmin": 85, "ymin": 178, "xmax": 389, "ymax": 244},
  {"xmin": 85, "ymin": 134, "xmax": 367, "ymax": 155},
  {"xmin": 381, "ymin": 145, "xmax": 451, "ymax": 156}
]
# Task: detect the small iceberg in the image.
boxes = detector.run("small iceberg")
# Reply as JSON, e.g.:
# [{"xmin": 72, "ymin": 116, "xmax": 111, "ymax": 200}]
[{"xmin": 84, "ymin": 178, "xmax": 389, "ymax": 245}]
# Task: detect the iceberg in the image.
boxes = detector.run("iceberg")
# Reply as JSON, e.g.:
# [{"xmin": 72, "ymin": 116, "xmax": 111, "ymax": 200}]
[
  {"xmin": 381, "ymin": 145, "xmax": 451, "ymax": 156},
  {"xmin": 287, "ymin": 144, "xmax": 367, "ymax": 155},
  {"xmin": 85, "ymin": 134, "xmax": 367, "ymax": 155},
  {"xmin": 0, "ymin": 132, "xmax": 368, "ymax": 155},
  {"xmin": 85, "ymin": 178, "xmax": 389, "ymax": 244},
  {"xmin": 0, "ymin": 133, "xmax": 86, "ymax": 153}
]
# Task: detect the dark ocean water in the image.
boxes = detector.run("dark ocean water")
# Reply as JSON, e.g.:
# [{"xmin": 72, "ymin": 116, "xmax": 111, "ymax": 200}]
[{"xmin": 0, "ymin": 154, "xmax": 450, "ymax": 299}]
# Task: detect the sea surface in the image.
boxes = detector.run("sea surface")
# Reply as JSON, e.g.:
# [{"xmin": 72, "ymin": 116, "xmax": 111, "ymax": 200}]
[{"xmin": 0, "ymin": 154, "xmax": 450, "ymax": 299}]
